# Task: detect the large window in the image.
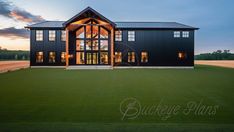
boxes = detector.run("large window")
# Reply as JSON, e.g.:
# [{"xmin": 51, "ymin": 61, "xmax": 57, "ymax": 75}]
[
  {"xmin": 100, "ymin": 40, "xmax": 108, "ymax": 50},
  {"xmin": 36, "ymin": 30, "xmax": 43, "ymax": 41},
  {"xmin": 100, "ymin": 27, "xmax": 108, "ymax": 39},
  {"xmin": 61, "ymin": 30, "xmax": 66, "ymax": 41},
  {"xmin": 49, "ymin": 30, "xmax": 56, "ymax": 41},
  {"xmin": 100, "ymin": 52, "xmax": 108, "ymax": 64},
  {"xmin": 76, "ymin": 27, "xmax": 84, "ymax": 38},
  {"xmin": 61, "ymin": 52, "xmax": 66, "ymax": 63},
  {"xmin": 115, "ymin": 30, "xmax": 122, "ymax": 41},
  {"xmin": 75, "ymin": 20, "xmax": 110, "ymax": 65},
  {"xmin": 128, "ymin": 52, "xmax": 135, "ymax": 63},
  {"xmin": 76, "ymin": 52, "xmax": 85, "ymax": 64},
  {"xmin": 182, "ymin": 31, "xmax": 189, "ymax": 38},
  {"xmin": 36, "ymin": 52, "xmax": 43, "ymax": 63},
  {"xmin": 115, "ymin": 52, "xmax": 122, "ymax": 63},
  {"xmin": 174, "ymin": 31, "xmax": 180, "ymax": 38},
  {"xmin": 49, "ymin": 52, "xmax": 56, "ymax": 63},
  {"xmin": 178, "ymin": 52, "xmax": 187, "ymax": 60},
  {"xmin": 141, "ymin": 52, "xmax": 148, "ymax": 63},
  {"xmin": 128, "ymin": 31, "xmax": 135, "ymax": 41},
  {"xmin": 76, "ymin": 40, "xmax": 84, "ymax": 50}
]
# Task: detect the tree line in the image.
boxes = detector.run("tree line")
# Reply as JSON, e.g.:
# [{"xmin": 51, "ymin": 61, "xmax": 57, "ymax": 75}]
[
  {"xmin": 195, "ymin": 50, "xmax": 234, "ymax": 60},
  {"xmin": 0, "ymin": 49, "xmax": 29, "ymax": 60}
]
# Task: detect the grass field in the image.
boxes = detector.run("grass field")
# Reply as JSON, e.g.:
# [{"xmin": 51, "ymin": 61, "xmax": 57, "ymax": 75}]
[{"xmin": 0, "ymin": 65, "xmax": 234, "ymax": 131}]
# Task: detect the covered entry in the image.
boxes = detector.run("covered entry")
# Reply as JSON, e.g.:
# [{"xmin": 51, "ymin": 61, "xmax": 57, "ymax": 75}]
[{"xmin": 63, "ymin": 7, "xmax": 115, "ymax": 67}]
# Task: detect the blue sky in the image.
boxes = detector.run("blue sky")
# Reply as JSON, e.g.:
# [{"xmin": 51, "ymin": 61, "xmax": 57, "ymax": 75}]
[{"xmin": 0, "ymin": 0, "xmax": 234, "ymax": 54}]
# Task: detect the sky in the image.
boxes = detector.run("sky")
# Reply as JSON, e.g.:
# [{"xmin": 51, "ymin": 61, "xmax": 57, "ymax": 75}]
[{"xmin": 0, "ymin": 0, "xmax": 233, "ymax": 54}]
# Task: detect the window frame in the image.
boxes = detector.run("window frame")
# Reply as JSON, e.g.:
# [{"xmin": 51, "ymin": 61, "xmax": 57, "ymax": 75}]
[
  {"xmin": 36, "ymin": 30, "xmax": 43, "ymax": 41},
  {"xmin": 115, "ymin": 30, "xmax": 122, "ymax": 41},
  {"xmin": 35, "ymin": 51, "xmax": 43, "ymax": 63},
  {"xmin": 128, "ymin": 52, "xmax": 135, "ymax": 63},
  {"xmin": 49, "ymin": 30, "xmax": 56, "ymax": 41},
  {"xmin": 128, "ymin": 31, "xmax": 135, "ymax": 41},
  {"xmin": 61, "ymin": 30, "xmax": 66, "ymax": 41},
  {"xmin": 141, "ymin": 52, "xmax": 148, "ymax": 63},
  {"xmin": 182, "ymin": 31, "xmax": 189, "ymax": 38},
  {"xmin": 48, "ymin": 51, "xmax": 56, "ymax": 63},
  {"xmin": 174, "ymin": 31, "xmax": 181, "ymax": 38},
  {"xmin": 115, "ymin": 52, "xmax": 122, "ymax": 63}
]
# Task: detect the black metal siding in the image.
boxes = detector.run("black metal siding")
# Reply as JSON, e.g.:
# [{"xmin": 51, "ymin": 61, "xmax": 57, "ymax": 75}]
[
  {"xmin": 30, "ymin": 29, "xmax": 66, "ymax": 66},
  {"xmin": 114, "ymin": 29, "xmax": 194, "ymax": 66}
]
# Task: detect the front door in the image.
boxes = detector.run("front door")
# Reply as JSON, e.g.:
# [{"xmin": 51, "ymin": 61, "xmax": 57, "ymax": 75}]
[{"xmin": 86, "ymin": 52, "xmax": 99, "ymax": 65}]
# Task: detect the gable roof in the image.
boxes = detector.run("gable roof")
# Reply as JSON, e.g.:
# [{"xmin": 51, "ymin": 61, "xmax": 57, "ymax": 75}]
[
  {"xmin": 63, "ymin": 7, "xmax": 116, "ymax": 27},
  {"xmin": 26, "ymin": 21, "xmax": 198, "ymax": 30}
]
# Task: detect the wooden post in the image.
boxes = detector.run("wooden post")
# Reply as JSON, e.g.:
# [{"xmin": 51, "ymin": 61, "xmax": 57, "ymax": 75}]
[
  {"xmin": 66, "ymin": 28, "xmax": 69, "ymax": 68},
  {"xmin": 111, "ymin": 28, "xmax": 114, "ymax": 68}
]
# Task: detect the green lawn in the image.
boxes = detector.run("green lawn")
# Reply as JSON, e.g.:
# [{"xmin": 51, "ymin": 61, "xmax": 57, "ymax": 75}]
[{"xmin": 0, "ymin": 65, "xmax": 234, "ymax": 131}]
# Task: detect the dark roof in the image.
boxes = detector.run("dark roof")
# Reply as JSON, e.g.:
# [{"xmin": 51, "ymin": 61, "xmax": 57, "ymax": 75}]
[
  {"xmin": 115, "ymin": 22, "xmax": 198, "ymax": 29},
  {"xmin": 26, "ymin": 21, "xmax": 198, "ymax": 30},
  {"xmin": 25, "ymin": 21, "xmax": 64, "ymax": 29},
  {"xmin": 63, "ymin": 7, "xmax": 116, "ymax": 27}
]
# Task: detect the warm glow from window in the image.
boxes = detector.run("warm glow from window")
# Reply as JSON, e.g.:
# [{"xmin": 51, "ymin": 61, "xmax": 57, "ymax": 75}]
[
  {"xmin": 100, "ymin": 52, "xmax": 108, "ymax": 64},
  {"xmin": 115, "ymin": 52, "xmax": 122, "ymax": 63},
  {"xmin": 61, "ymin": 52, "xmax": 66, "ymax": 63},
  {"xmin": 36, "ymin": 51, "xmax": 43, "ymax": 63},
  {"xmin": 115, "ymin": 30, "xmax": 122, "ymax": 41},
  {"xmin": 100, "ymin": 40, "xmax": 108, "ymax": 50},
  {"xmin": 76, "ymin": 52, "xmax": 85, "ymax": 64},
  {"xmin": 76, "ymin": 40, "xmax": 84, "ymax": 50},
  {"xmin": 178, "ymin": 52, "xmax": 187, "ymax": 60},
  {"xmin": 128, "ymin": 52, "xmax": 135, "ymax": 62},
  {"xmin": 141, "ymin": 52, "xmax": 148, "ymax": 63},
  {"xmin": 49, "ymin": 52, "xmax": 56, "ymax": 63},
  {"xmin": 76, "ymin": 27, "xmax": 85, "ymax": 38},
  {"xmin": 100, "ymin": 27, "xmax": 108, "ymax": 39}
]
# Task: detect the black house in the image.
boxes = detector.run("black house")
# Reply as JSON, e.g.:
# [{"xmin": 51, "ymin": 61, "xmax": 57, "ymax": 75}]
[{"xmin": 26, "ymin": 7, "xmax": 199, "ymax": 69}]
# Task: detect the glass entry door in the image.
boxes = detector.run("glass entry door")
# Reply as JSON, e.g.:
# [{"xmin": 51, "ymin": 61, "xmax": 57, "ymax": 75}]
[{"xmin": 86, "ymin": 52, "xmax": 99, "ymax": 65}]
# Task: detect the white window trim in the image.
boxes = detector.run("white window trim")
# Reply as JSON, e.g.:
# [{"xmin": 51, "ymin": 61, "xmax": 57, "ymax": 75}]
[
  {"xmin": 174, "ymin": 31, "xmax": 180, "ymax": 38},
  {"xmin": 36, "ymin": 30, "xmax": 43, "ymax": 41},
  {"xmin": 115, "ymin": 30, "xmax": 122, "ymax": 41},
  {"xmin": 182, "ymin": 31, "xmax": 189, "ymax": 38},
  {"xmin": 128, "ymin": 31, "xmax": 135, "ymax": 41},
  {"xmin": 49, "ymin": 30, "xmax": 56, "ymax": 41}
]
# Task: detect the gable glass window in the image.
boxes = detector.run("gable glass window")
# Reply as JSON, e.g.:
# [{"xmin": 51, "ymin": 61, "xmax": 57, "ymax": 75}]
[
  {"xmin": 182, "ymin": 31, "xmax": 189, "ymax": 38},
  {"xmin": 115, "ymin": 30, "xmax": 122, "ymax": 41},
  {"xmin": 76, "ymin": 40, "xmax": 84, "ymax": 50},
  {"xmin": 36, "ymin": 52, "xmax": 43, "ymax": 63},
  {"xmin": 49, "ymin": 30, "xmax": 56, "ymax": 41},
  {"xmin": 75, "ymin": 20, "xmax": 110, "ymax": 65},
  {"xmin": 100, "ymin": 27, "xmax": 108, "ymax": 39},
  {"xmin": 76, "ymin": 27, "xmax": 85, "ymax": 38},
  {"xmin": 61, "ymin": 52, "xmax": 66, "ymax": 63},
  {"xmin": 61, "ymin": 30, "xmax": 66, "ymax": 41},
  {"xmin": 178, "ymin": 52, "xmax": 187, "ymax": 60},
  {"xmin": 128, "ymin": 52, "xmax": 135, "ymax": 63},
  {"xmin": 128, "ymin": 31, "xmax": 135, "ymax": 41},
  {"xmin": 36, "ymin": 30, "xmax": 43, "ymax": 41},
  {"xmin": 115, "ymin": 52, "xmax": 122, "ymax": 63},
  {"xmin": 49, "ymin": 52, "xmax": 56, "ymax": 63},
  {"xmin": 174, "ymin": 31, "xmax": 180, "ymax": 38},
  {"xmin": 100, "ymin": 40, "xmax": 108, "ymax": 50},
  {"xmin": 141, "ymin": 52, "xmax": 148, "ymax": 63}
]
